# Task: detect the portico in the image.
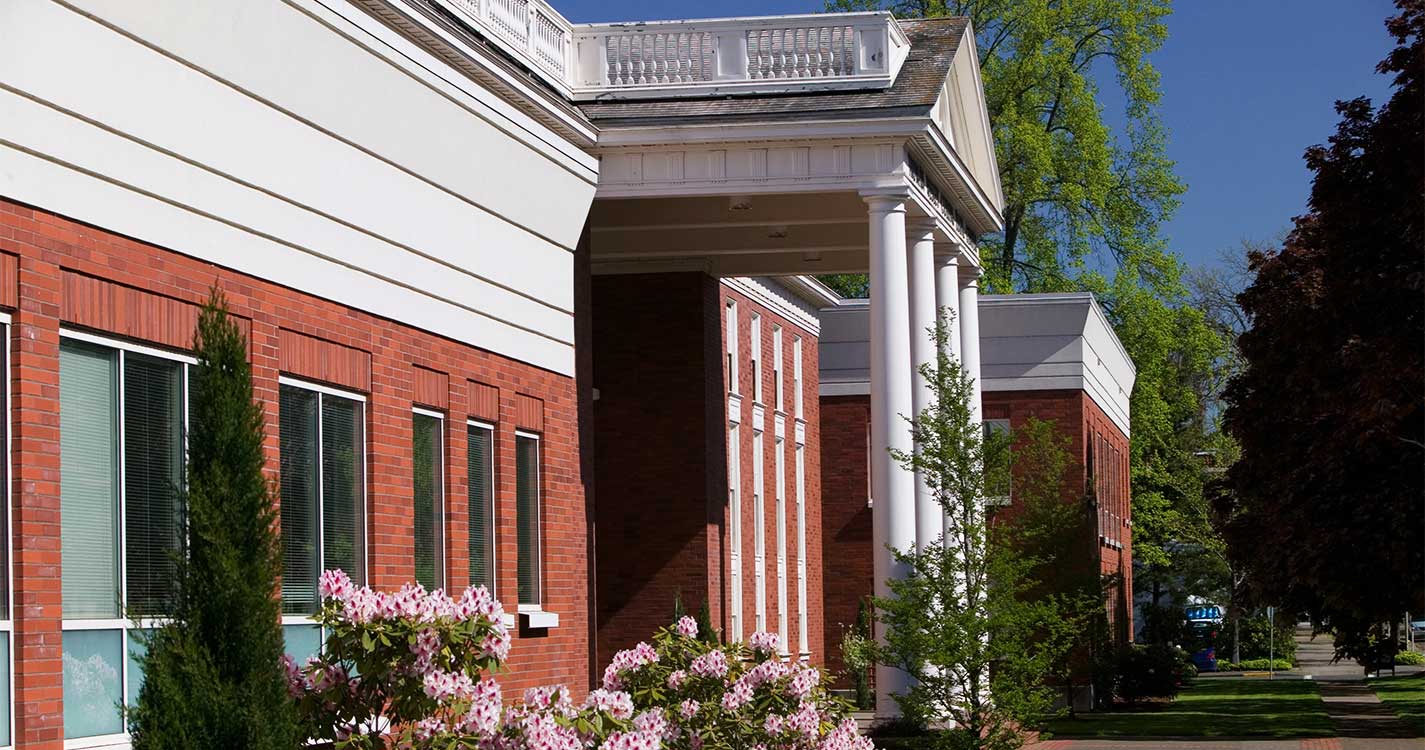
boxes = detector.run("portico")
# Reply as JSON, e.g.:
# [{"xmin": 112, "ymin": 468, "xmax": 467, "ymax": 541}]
[{"xmin": 577, "ymin": 13, "xmax": 1004, "ymax": 716}]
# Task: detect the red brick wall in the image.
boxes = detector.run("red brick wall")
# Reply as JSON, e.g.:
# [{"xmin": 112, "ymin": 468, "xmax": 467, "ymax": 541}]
[
  {"xmin": 980, "ymin": 389, "xmax": 1134, "ymax": 642},
  {"xmin": 0, "ymin": 197, "xmax": 589, "ymax": 748},
  {"xmin": 719, "ymin": 285, "xmax": 822, "ymax": 664},
  {"xmin": 817, "ymin": 395, "xmax": 871, "ymax": 686},
  {"xmin": 590, "ymin": 273, "xmax": 721, "ymax": 667},
  {"xmin": 817, "ymin": 387, "xmax": 1135, "ymax": 690},
  {"xmin": 590, "ymin": 277, "xmax": 823, "ymax": 667}
]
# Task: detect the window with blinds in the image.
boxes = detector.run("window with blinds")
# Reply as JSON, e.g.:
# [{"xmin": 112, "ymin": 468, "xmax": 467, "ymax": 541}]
[
  {"xmin": 124, "ymin": 353, "xmax": 185, "ymax": 615},
  {"xmin": 60, "ymin": 340, "xmax": 121, "ymax": 620},
  {"xmin": 412, "ymin": 411, "xmax": 444, "ymax": 591},
  {"xmin": 279, "ymin": 382, "xmax": 365, "ymax": 616},
  {"xmin": 59, "ymin": 335, "xmax": 189, "ymax": 741},
  {"xmin": 515, "ymin": 433, "xmax": 541, "ymax": 607},
  {"xmin": 468, "ymin": 423, "xmax": 494, "ymax": 591}
]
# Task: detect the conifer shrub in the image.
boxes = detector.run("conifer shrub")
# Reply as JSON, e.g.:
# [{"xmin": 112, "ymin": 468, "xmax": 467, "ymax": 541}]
[{"xmin": 128, "ymin": 289, "xmax": 300, "ymax": 749}]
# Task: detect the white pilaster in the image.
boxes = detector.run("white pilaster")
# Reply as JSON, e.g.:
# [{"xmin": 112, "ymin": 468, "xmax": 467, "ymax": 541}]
[
  {"xmin": 906, "ymin": 218, "xmax": 939, "ymax": 554},
  {"xmin": 864, "ymin": 190, "xmax": 916, "ymax": 718},
  {"xmin": 958, "ymin": 268, "xmax": 983, "ymax": 425}
]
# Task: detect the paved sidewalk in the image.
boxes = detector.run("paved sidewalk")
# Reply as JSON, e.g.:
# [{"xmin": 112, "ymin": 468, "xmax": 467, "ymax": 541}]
[{"xmin": 1027, "ymin": 738, "xmax": 1422, "ymax": 749}]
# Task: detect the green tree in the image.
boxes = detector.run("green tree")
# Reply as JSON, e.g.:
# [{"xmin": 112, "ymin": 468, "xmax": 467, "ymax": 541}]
[
  {"xmin": 875, "ymin": 322, "xmax": 1079, "ymax": 749},
  {"xmin": 823, "ymin": 0, "xmax": 1182, "ymax": 296},
  {"xmin": 128, "ymin": 289, "xmax": 300, "ymax": 749},
  {"xmin": 1218, "ymin": 0, "xmax": 1424, "ymax": 663}
]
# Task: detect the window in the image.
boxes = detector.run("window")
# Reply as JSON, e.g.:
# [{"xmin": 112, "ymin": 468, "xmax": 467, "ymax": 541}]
[
  {"xmin": 752, "ymin": 429, "xmax": 766, "ymax": 632},
  {"xmin": 0, "ymin": 319, "xmax": 11, "ymax": 748},
  {"xmin": 412, "ymin": 409, "xmax": 445, "ymax": 591},
  {"xmin": 726, "ymin": 302, "xmax": 739, "ymax": 394},
  {"xmin": 795, "ymin": 443, "xmax": 808, "ymax": 657},
  {"xmin": 984, "ymin": 419, "xmax": 1011, "ymax": 505},
  {"xmin": 774, "ymin": 436, "xmax": 787, "ymax": 653},
  {"xmin": 750, "ymin": 314, "xmax": 763, "ymax": 403},
  {"xmin": 279, "ymin": 380, "xmax": 365, "ymax": 658},
  {"xmin": 60, "ymin": 334, "xmax": 190, "ymax": 742},
  {"xmin": 772, "ymin": 326, "xmax": 783, "ymax": 412},
  {"xmin": 468, "ymin": 421, "xmax": 495, "ymax": 591},
  {"xmin": 516, "ymin": 432, "xmax": 541, "ymax": 608},
  {"xmin": 792, "ymin": 337, "xmax": 803, "ymax": 418},
  {"xmin": 727, "ymin": 424, "xmax": 743, "ymax": 641}
]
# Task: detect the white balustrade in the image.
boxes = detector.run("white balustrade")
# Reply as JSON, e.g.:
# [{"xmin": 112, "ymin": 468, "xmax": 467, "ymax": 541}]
[{"xmin": 431, "ymin": 1, "xmax": 908, "ymax": 102}]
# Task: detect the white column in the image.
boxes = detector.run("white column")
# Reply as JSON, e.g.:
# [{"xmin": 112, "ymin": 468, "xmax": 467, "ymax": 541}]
[
  {"xmin": 906, "ymin": 219, "xmax": 939, "ymax": 554},
  {"xmin": 958, "ymin": 267, "xmax": 983, "ymax": 425},
  {"xmin": 935, "ymin": 252, "xmax": 962, "ymax": 539},
  {"xmin": 864, "ymin": 191, "xmax": 916, "ymax": 718},
  {"xmin": 935, "ymin": 252, "xmax": 961, "ymax": 363}
]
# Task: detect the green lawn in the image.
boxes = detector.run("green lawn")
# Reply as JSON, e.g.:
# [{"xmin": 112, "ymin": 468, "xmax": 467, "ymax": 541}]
[
  {"xmin": 1368, "ymin": 673, "xmax": 1425, "ymax": 728},
  {"xmin": 1044, "ymin": 678, "xmax": 1334, "ymax": 738}
]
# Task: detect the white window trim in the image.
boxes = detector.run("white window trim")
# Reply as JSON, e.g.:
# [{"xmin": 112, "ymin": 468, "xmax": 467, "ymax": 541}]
[
  {"xmin": 772, "ymin": 326, "xmax": 783, "ymax": 413},
  {"xmin": 60, "ymin": 331, "xmax": 193, "ymax": 747},
  {"xmin": 514, "ymin": 430, "xmax": 553, "ymax": 625},
  {"xmin": 61, "ymin": 329, "xmax": 198, "ymax": 366},
  {"xmin": 727, "ymin": 423, "xmax": 742, "ymax": 642},
  {"xmin": 467, "ymin": 419, "xmax": 497, "ymax": 596},
  {"xmin": 795, "ymin": 444, "xmax": 809, "ymax": 658},
  {"xmin": 792, "ymin": 337, "xmax": 803, "ymax": 419},
  {"xmin": 278, "ymin": 375, "xmax": 367, "ymax": 402},
  {"xmin": 412, "ymin": 408, "xmax": 446, "ymax": 591},
  {"xmin": 750, "ymin": 314, "xmax": 763, "ymax": 404},
  {"xmin": 279, "ymin": 377, "xmax": 370, "ymax": 603},
  {"xmin": 726, "ymin": 301, "xmax": 739, "ymax": 396},
  {"xmin": 0, "ymin": 318, "xmax": 12, "ymax": 750},
  {"xmin": 752, "ymin": 429, "xmax": 765, "ymax": 632},
  {"xmin": 774, "ymin": 436, "xmax": 787, "ymax": 654}
]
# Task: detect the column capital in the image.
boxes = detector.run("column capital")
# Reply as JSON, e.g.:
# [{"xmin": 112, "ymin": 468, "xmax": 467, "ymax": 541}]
[
  {"xmin": 959, "ymin": 264, "xmax": 984, "ymax": 286},
  {"xmin": 860, "ymin": 187, "xmax": 912, "ymax": 212},
  {"xmin": 905, "ymin": 216, "xmax": 938, "ymax": 233}
]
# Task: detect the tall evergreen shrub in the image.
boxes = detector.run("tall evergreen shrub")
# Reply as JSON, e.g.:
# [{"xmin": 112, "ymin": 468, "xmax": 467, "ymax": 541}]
[{"xmin": 128, "ymin": 289, "xmax": 300, "ymax": 749}]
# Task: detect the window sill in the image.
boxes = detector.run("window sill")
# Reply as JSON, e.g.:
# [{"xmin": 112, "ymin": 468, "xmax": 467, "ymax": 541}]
[{"xmin": 518, "ymin": 607, "xmax": 559, "ymax": 630}]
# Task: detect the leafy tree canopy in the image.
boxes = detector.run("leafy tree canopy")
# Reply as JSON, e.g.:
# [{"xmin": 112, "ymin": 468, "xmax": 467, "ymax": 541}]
[{"xmin": 1218, "ymin": 0, "xmax": 1424, "ymax": 652}]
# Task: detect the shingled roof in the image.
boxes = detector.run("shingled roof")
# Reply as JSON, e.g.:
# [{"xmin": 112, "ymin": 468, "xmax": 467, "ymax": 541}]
[{"xmin": 578, "ymin": 17, "xmax": 970, "ymax": 127}]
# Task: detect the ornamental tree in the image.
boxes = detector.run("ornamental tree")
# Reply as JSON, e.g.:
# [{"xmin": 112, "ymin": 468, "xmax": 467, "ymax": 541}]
[
  {"xmin": 876, "ymin": 321, "xmax": 1081, "ymax": 749},
  {"xmin": 128, "ymin": 289, "xmax": 300, "ymax": 749},
  {"xmin": 1218, "ymin": 0, "xmax": 1424, "ymax": 660}
]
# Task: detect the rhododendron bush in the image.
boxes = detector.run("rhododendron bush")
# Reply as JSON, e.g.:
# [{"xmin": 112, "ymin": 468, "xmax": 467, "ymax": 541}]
[
  {"xmin": 287, "ymin": 571, "xmax": 870, "ymax": 750},
  {"xmin": 603, "ymin": 617, "xmax": 872, "ymax": 750},
  {"xmin": 286, "ymin": 570, "xmax": 639, "ymax": 749}
]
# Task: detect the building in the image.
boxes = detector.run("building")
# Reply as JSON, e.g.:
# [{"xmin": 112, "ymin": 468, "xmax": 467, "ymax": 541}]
[
  {"xmin": 1, "ymin": 0, "xmax": 1005, "ymax": 745},
  {"xmin": 819, "ymin": 291, "xmax": 1137, "ymax": 688}
]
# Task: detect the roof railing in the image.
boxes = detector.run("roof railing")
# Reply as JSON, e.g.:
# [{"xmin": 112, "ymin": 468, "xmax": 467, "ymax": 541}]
[{"xmin": 432, "ymin": 0, "xmax": 909, "ymax": 101}]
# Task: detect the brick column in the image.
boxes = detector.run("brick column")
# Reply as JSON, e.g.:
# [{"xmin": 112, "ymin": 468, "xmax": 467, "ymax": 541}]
[{"xmin": 12, "ymin": 251, "xmax": 64, "ymax": 750}]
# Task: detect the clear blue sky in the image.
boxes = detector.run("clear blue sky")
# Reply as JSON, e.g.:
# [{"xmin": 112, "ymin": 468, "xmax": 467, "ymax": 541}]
[{"xmin": 557, "ymin": 0, "xmax": 1401, "ymax": 271}]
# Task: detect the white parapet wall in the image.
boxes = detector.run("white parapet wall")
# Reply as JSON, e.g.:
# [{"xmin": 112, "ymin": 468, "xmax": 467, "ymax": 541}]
[{"xmin": 818, "ymin": 291, "xmax": 1135, "ymax": 436}]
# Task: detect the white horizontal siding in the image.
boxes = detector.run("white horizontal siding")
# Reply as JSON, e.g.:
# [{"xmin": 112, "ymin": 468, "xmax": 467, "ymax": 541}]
[{"xmin": 0, "ymin": 0, "xmax": 596, "ymax": 375}]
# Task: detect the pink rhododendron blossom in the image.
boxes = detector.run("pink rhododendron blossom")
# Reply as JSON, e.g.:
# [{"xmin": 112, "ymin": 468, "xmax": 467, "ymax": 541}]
[
  {"xmin": 582, "ymin": 688, "xmax": 635, "ymax": 720},
  {"xmin": 675, "ymin": 616, "xmax": 698, "ymax": 638},
  {"xmin": 601, "ymin": 730, "xmax": 661, "ymax": 750},
  {"xmin": 602, "ymin": 641, "xmax": 659, "ymax": 689},
  {"xmin": 678, "ymin": 699, "xmax": 700, "ymax": 720},
  {"xmin": 318, "ymin": 569, "xmax": 355, "ymax": 602},
  {"xmin": 481, "ymin": 629, "xmax": 512, "ymax": 661},
  {"xmin": 720, "ymin": 679, "xmax": 753, "ymax": 712},
  {"xmin": 786, "ymin": 701, "xmax": 821, "ymax": 739},
  {"xmin": 763, "ymin": 714, "xmax": 785, "ymax": 735},
  {"xmin": 689, "ymin": 650, "xmax": 729, "ymax": 678},
  {"xmin": 787, "ymin": 666, "xmax": 818, "ymax": 700},
  {"xmin": 748, "ymin": 630, "xmax": 780, "ymax": 653},
  {"xmin": 423, "ymin": 669, "xmax": 475, "ymax": 701},
  {"xmin": 666, "ymin": 669, "xmax": 687, "ymax": 690}
]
